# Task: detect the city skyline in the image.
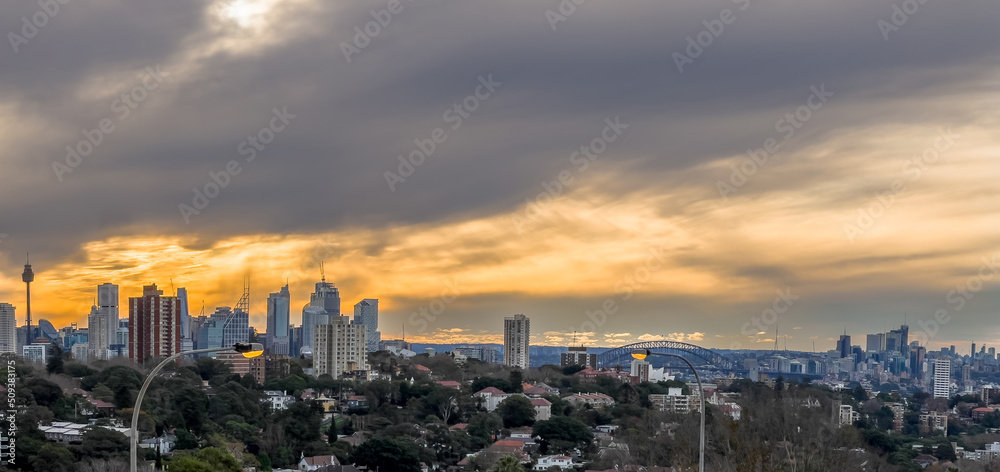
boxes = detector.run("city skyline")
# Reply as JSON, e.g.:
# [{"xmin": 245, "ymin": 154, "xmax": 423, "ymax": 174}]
[{"xmin": 0, "ymin": 0, "xmax": 998, "ymax": 352}]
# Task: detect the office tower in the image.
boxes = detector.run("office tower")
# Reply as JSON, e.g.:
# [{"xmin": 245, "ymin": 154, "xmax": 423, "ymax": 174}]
[
  {"xmin": 310, "ymin": 279, "xmax": 341, "ymax": 315},
  {"xmin": 454, "ymin": 344, "xmax": 499, "ymax": 364},
  {"xmin": 313, "ymin": 316, "xmax": 368, "ymax": 379},
  {"xmin": 909, "ymin": 346, "xmax": 925, "ymax": 373},
  {"xmin": 353, "ymin": 299, "xmax": 380, "ymax": 352},
  {"xmin": 301, "ymin": 305, "xmax": 330, "ymax": 352},
  {"xmin": 115, "ymin": 318, "xmax": 129, "ymax": 357},
  {"xmin": 267, "ymin": 285, "xmax": 291, "ymax": 355},
  {"xmin": 21, "ymin": 256, "xmax": 34, "ymax": 346},
  {"xmin": 972, "ymin": 343, "xmax": 977, "ymax": 358},
  {"xmin": 837, "ymin": 334, "xmax": 851, "ymax": 359},
  {"xmin": 129, "ymin": 284, "xmax": 182, "ymax": 364},
  {"xmin": 177, "ymin": 287, "xmax": 192, "ymax": 352},
  {"xmin": 866, "ymin": 334, "xmax": 885, "ymax": 353},
  {"xmin": 933, "ymin": 359, "xmax": 950, "ymax": 398},
  {"xmin": 289, "ymin": 325, "xmax": 303, "ymax": 356},
  {"xmin": 88, "ymin": 304, "xmax": 109, "ymax": 360},
  {"xmin": 0, "ymin": 303, "xmax": 15, "ymax": 354},
  {"xmin": 561, "ymin": 345, "xmax": 597, "ymax": 369},
  {"xmin": 504, "ymin": 314, "xmax": 531, "ymax": 369}
]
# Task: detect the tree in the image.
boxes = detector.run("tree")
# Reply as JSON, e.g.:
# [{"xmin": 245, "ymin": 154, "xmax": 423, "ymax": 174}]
[
  {"xmin": 30, "ymin": 443, "xmax": 76, "ymax": 471},
  {"xmin": 532, "ymin": 416, "xmax": 593, "ymax": 454},
  {"xmin": 258, "ymin": 453, "xmax": 272, "ymax": 472},
  {"xmin": 195, "ymin": 447, "xmax": 242, "ymax": 472},
  {"xmin": 175, "ymin": 428, "xmax": 199, "ymax": 449},
  {"xmin": 75, "ymin": 427, "xmax": 130, "ymax": 460},
  {"xmin": 498, "ymin": 395, "xmax": 535, "ymax": 428},
  {"xmin": 468, "ymin": 412, "xmax": 503, "ymax": 449},
  {"xmin": 350, "ymin": 436, "xmax": 422, "ymax": 472},
  {"xmin": 509, "ymin": 370, "xmax": 524, "ymax": 393},
  {"xmin": 47, "ymin": 345, "xmax": 65, "ymax": 374},
  {"xmin": 169, "ymin": 456, "xmax": 215, "ymax": 472},
  {"xmin": 489, "ymin": 454, "xmax": 526, "ymax": 472}
]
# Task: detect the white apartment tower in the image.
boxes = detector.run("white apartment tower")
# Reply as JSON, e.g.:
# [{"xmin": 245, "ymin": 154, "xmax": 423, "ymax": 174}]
[
  {"xmin": 504, "ymin": 314, "xmax": 530, "ymax": 369},
  {"xmin": 313, "ymin": 316, "xmax": 368, "ymax": 379},
  {"xmin": 354, "ymin": 299, "xmax": 380, "ymax": 352},
  {"xmin": 0, "ymin": 303, "xmax": 16, "ymax": 354},
  {"xmin": 933, "ymin": 359, "xmax": 951, "ymax": 398}
]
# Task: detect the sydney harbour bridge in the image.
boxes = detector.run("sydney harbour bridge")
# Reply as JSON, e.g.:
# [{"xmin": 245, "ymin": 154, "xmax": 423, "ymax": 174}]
[{"xmin": 596, "ymin": 340, "xmax": 819, "ymax": 381}]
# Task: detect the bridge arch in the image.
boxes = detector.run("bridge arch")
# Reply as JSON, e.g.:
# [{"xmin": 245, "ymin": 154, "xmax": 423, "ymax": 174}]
[{"xmin": 597, "ymin": 341, "xmax": 736, "ymax": 370}]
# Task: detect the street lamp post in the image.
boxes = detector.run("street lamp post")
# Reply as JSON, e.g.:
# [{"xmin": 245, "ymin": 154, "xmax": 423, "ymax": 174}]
[
  {"xmin": 631, "ymin": 349, "xmax": 705, "ymax": 472},
  {"xmin": 131, "ymin": 342, "xmax": 263, "ymax": 472}
]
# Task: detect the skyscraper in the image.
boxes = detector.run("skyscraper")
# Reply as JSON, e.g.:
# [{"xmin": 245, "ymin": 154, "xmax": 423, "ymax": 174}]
[
  {"xmin": 177, "ymin": 287, "xmax": 192, "ymax": 352},
  {"xmin": 866, "ymin": 333, "xmax": 885, "ymax": 352},
  {"xmin": 0, "ymin": 303, "xmax": 15, "ymax": 354},
  {"xmin": 88, "ymin": 283, "xmax": 120, "ymax": 360},
  {"xmin": 354, "ymin": 299, "xmax": 380, "ymax": 352},
  {"xmin": 837, "ymin": 334, "xmax": 851, "ymax": 359},
  {"xmin": 300, "ymin": 305, "xmax": 330, "ymax": 353},
  {"xmin": 129, "ymin": 284, "xmax": 182, "ymax": 364},
  {"xmin": 504, "ymin": 314, "xmax": 530, "ymax": 369},
  {"xmin": 313, "ymin": 316, "xmax": 368, "ymax": 379},
  {"xmin": 310, "ymin": 280, "xmax": 341, "ymax": 314},
  {"xmin": 21, "ymin": 255, "xmax": 34, "ymax": 346},
  {"xmin": 933, "ymin": 358, "xmax": 951, "ymax": 398},
  {"xmin": 267, "ymin": 285, "xmax": 291, "ymax": 355}
]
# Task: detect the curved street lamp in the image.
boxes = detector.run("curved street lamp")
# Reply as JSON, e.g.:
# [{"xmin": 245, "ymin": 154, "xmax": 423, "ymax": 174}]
[
  {"xmin": 131, "ymin": 342, "xmax": 263, "ymax": 472},
  {"xmin": 631, "ymin": 348, "xmax": 705, "ymax": 472}
]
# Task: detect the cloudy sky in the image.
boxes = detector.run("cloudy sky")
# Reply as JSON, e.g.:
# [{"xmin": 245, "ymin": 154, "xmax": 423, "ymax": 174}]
[{"xmin": 1, "ymin": 0, "xmax": 998, "ymax": 351}]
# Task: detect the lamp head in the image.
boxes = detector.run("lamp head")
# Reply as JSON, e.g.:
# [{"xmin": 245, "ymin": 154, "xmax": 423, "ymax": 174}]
[
  {"xmin": 631, "ymin": 349, "xmax": 650, "ymax": 361},
  {"xmin": 233, "ymin": 342, "xmax": 264, "ymax": 358}
]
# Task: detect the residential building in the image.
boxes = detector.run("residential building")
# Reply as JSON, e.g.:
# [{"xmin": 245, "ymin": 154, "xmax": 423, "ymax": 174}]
[
  {"xmin": 71, "ymin": 342, "xmax": 89, "ymax": 360},
  {"xmin": 630, "ymin": 358, "xmax": 650, "ymax": 383},
  {"xmin": 453, "ymin": 344, "xmax": 498, "ymax": 363},
  {"xmin": 22, "ymin": 343, "xmax": 48, "ymax": 363},
  {"xmin": 298, "ymin": 455, "xmax": 339, "ymax": 471},
  {"xmin": 560, "ymin": 345, "xmax": 596, "ymax": 369},
  {"xmin": 504, "ymin": 314, "xmax": 530, "ymax": 369},
  {"xmin": 301, "ymin": 305, "xmax": 330, "ymax": 353},
  {"xmin": 262, "ymin": 390, "xmax": 295, "ymax": 410},
  {"xmin": 475, "ymin": 387, "xmax": 510, "ymax": 412},
  {"xmin": 129, "ymin": 284, "xmax": 182, "ymax": 364},
  {"xmin": 839, "ymin": 404, "xmax": 858, "ymax": 426},
  {"xmin": 353, "ymin": 299, "xmax": 380, "ymax": 352},
  {"xmin": 267, "ymin": 284, "xmax": 291, "ymax": 355},
  {"xmin": 531, "ymin": 398, "xmax": 552, "ymax": 421},
  {"xmin": 313, "ymin": 316, "xmax": 368, "ymax": 379},
  {"xmin": 933, "ymin": 359, "xmax": 951, "ymax": 398},
  {"xmin": 0, "ymin": 303, "xmax": 15, "ymax": 354},
  {"xmin": 533, "ymin": 455, "xmax": 573, "ymax": 470}
]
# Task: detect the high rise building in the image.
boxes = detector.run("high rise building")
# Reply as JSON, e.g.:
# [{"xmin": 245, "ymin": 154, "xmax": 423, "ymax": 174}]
[
  {"xmin": 21, "ymin": 256, "xmax": 34, "ymax": 346},
  {"xmin": 177, "ymin": 287, "xmax": 192, "ymax": 352},
  {"xmin": 0, "ymin": 303, "xmax": 15, "ymax": 354},
  {"xmin": 353, "ymin": 299, "xmax": 380, "ymax": 352},
  {"xmin": 267, "ymin": 285, "xmax": 291, "ymax": 355},
  {"xmin": 88, "ymin": 304, "xmax": 109, "ymax": 360},
  {"xmin": 115, "ymin": 318, "xmax": 129, "ymax": 358},
  {"xmin": 866, "ymin": 333, "xmax": 885, "ymax": 352},
  {"xmin": 837, "ymin": 334, "xmax": 851, "ymax": 359},
  {"xmin": 933, "ymin": 358, "xmax": 951, "ymax": 398},
  {"xmin": 504, "ymin": 314, "xmax": 530, "ymax": 369},
  {"xmin": 129, "ymin": 284, "xmax": 182, "ymax": 364},
  {"xmin": 631, "ymin": 358, "xmax": 650, "ymax": 382},
  {"xmin": 972, "ymin": 343, "xmax": 977, "ymax": 358},
  {"xmin": 88, "ymin": 284, "xmax": 119, "ymax": 360},
  {"xmin": 561, "ymin": 346, "xmax": 597, "ymax": 369},
  {"xmin": 313, "ymin": 316, "xmax": 368, "ymax": 379},
  {"xmin": 300, "ymin": 305, "xmax": 330, "ymax": 353},
  {"xmin": 310, "ymin": 280, "xmax": 341, "ymax": 315}
]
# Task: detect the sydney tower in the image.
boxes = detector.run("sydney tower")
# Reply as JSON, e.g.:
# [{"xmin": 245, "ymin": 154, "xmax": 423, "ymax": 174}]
[{"xmin": 22, "ymin": 255, "xmax": 34, "ymax": 345}]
